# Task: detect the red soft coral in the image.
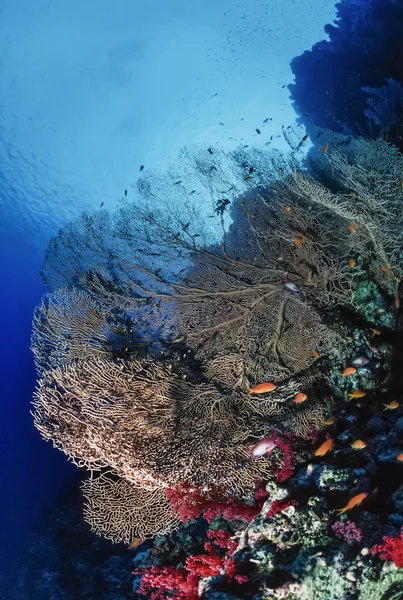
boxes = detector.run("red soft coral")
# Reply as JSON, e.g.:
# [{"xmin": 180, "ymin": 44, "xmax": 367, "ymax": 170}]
[
  {"xmin": 268, "ymin": 430, "xmax": 296, "ymax": 482},
  {"xmin": 371, "ymin": 527, "xmax": 403, "ymax": 567},
  {"xmin": 266, "ymin": 498, "xmax": 298, "ymax": 519},
  {"xmin": 166, "ymin": 479, "xmax": 268, "ymax": 525},
  {"xmin": 134, "ymin": 565, "xmax": 199, "ymax": 600},
  {"xmin": 135, "ymin": 527, "xmax": 239, "ymax": 598}
]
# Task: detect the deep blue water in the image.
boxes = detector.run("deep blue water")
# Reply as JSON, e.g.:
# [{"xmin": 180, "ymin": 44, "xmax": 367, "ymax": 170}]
[{"xmin": 0, "ymin": 233, "xmax": 75, "ymax": 590}]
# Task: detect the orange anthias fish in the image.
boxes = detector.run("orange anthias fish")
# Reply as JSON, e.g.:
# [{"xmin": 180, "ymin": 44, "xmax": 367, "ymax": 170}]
[
  {"xmin": 293, "ymin": 236, "xmax": 303, "ymax": 247},
  {"xmin": 249, "ymin": 382, "xmax": 277, "ymax": 395},
  {"xmin": 380, "ymin": 265, "xmax": 389, "ymax": 272},
  {"xmin": 347, "ymin": 390, "xmax": 366, "ymax": 400},
  {"xmin": 295, "ymin": 231, "xmax": 305, "ymax": 239},
  {"xmin": 396, "ymin": 294, "xmax": 400, "ymax": 309},
  {"xmin": 348, "ymin": 225, "xmax": 358, "ymax": 233},
  {"xmin": 348, "ymin": 258, "xmax": 356, "ymax": 268},
  {"xmin": 397, "ymin": 453, "xmax": 403, "ymax": 462},
  {"xmin": 322, "ymin": 144, "xmax": 328, "ymax": 153},
  {"xmin": 284, "ymin": 205, "xmax": 291, "ymax": 213},
  {"xmin": 293, "ymin": 392, "xmax": 307, "ymax": 403},
  {"xmin": 351, "ymin": 440, "xmax": 366, "ymax": 450},
  {"xmin": 383, "ymin": 401, "xmax": 399, "ymax": 410},
  {"xmin": 324, "ymin": 417, "xmax": 336, "ymax": 426},
  {"xmin": 341, "ymin": 367, "xmax": 357, "ymax": 377},
  {"xmin": 370, "ymin": 328, "xmax": 381, "ymax": 336},
  {"xmin": 312, "ymin": 350, "xmax": 320, "ymax": 359},
  {"xmin": 128, "ymin": 538, "xmax": 145, "ymax": 550},
  {"xmin": 314, "ymin": 438, "xmax": 333, "ymax": 456},
  {"xmin": 336, "ymin": 492, "xmax": 368, "ymax": 515}
]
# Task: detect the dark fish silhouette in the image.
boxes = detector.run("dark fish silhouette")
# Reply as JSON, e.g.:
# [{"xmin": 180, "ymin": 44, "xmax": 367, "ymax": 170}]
[
  {"xmin": 139, "ymin": 165, "xmax": 144, "ymax": 171},
  {"xmin": 256, "ymin": 128, "xmax": 261, "ymax": 134},
  {"xmin": 208, "ymin": 148, "xmax": 213, "ymax": 154},
  {"xmin": 124, "ymin": 190, "xmax": 127, "ymax": 197},
  {"xmin": 100, "ymin": 201, "xmax": 104, "ymax": 207}
]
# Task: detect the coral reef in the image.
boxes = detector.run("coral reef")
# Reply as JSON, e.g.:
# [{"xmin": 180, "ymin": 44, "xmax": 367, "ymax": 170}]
[
  {"xmin": 289, "ymin": 0, "xmax": 403, "ymax": 150},
  {"xmin": 31, "ymin": 135, "xmax": 403, "ymax": 597}
]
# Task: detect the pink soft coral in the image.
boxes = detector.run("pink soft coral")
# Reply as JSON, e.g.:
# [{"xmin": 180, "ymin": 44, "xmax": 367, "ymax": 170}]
[{"xmin": 332, "ymin": 519, "xmax": 363, "ymax": 544}]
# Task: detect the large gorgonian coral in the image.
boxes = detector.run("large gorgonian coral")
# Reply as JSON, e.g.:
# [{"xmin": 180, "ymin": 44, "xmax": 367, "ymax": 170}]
[{"xmin": 32, "ymin": 137, "xmax": 403, "ymax": 542}]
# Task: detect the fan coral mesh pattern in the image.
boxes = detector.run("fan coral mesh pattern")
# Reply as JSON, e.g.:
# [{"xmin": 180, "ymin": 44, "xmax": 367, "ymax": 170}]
[{"xmin": 32, "ymin": 138, "xmax": 402, "ymax": 541}]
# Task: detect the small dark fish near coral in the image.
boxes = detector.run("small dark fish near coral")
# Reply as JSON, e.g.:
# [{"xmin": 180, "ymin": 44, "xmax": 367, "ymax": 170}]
[
  {"xmin": 251, "ymin": 437, "xmax": 278, "ymax": 458},
  {"xmin": 139, "ymin": 165, "xmax": 144, "ymax": 171},
  {"xmin": 256, "ymin": 128, "xmax": 261, "ymax": 134}
]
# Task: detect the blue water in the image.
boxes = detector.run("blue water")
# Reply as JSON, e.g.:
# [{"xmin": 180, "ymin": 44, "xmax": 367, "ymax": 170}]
[{"xmin": 0, "ymin": 1, "xmax": 337, "ymax": 596}]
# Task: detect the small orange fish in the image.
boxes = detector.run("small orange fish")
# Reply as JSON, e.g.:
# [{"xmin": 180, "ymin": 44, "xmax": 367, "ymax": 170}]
[
  {"xmin": 324, "ymin": 417, "xmax": 336, "ymax": 426},
  {"xmin": 348, "ymin": 225, "xmax": 358, "ymax": 233},
  {"xmin": 396, "ymin": 294, "xmax": 400, "ymax": 309},
  {"xmin": 322, "ymin": 144, "xmax": 328, "ymax": 153},
  {"xmin": 336, "ymin": 492, "xmax": 368, "ymax": 515},
  {"xmin": 249, "ymin": 382, "xmax": 277, "ymax": 395},
  {"xmin": 397, "ymin": 453, "xmax": 403, "ymax": 461},
  {"xmin": 295, "ymin": 231, "xmax": 305, "ymax": 239},
  {"xmin": 380, "ymin": 265, "xmax": 389, "ymax": 272},
  {"xmin": 284, "ymin": 205, "xmax": 291, "ymax": 213},
  {"xmin": 314, "ymin": 438, "xmax": 333, "ymax": 456},
  {"xmin": 312, "ymin": 350, "xmax": 320, "ymax": 359},
  {"xmin": 341, "ymin": 367, "xmax": 357, "ymax": 377},
  {"xmin": 348, "ymin": 258, "xmax": 356, "ymax": 268},
  {"xmin": 370, "ymin": 328, "xmax": 381, "ymax": 336},
  {"xmin": 383, "ymin": 401, "xmax": 399, "ymax": 410},
  {"xmin": 351, "ymin": 440, "xmax": 366, "ymax": 450},
  {"xmin": 293, "ymin": 236, "xmax": 303, "ymax": 248},
  {"xmin": 347, "ymin": 390, "xmax": 366, "ymax": 400},
  {"xmin": 128, "ymin": 538, "xmax": 144, "ymax": 550},
  {"xmin": 293, "ymin": 392, "xmax": 307, "ymax": 403}
]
